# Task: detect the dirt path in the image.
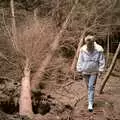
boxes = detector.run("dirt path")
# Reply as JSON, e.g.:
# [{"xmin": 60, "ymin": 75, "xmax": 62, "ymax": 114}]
[{"xmin": 39, "ymin": 70, "xmax": 120, "ymax": 120}]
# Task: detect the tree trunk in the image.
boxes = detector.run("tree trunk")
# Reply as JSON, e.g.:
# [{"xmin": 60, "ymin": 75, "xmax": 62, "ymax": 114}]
[
  {"xmin": 19, "ymin": 58, "xmax": 33, "ymax": 117},
  {"xmin": 10, "ymin": 0, "xmax": 18, "ymax": 51},
  {"xmin": 33, "ymin": 8, "xmax": 38, "ymax": 24},
  {"xmin": 70, "ymin": 31, "xmax": 86, "ymax": 71},
  {"xmin": 31, "ymin": 0, "xmax": 79, "ymax": 89},
  {"xmin": 106, "ymin": 32, "xmax": 110, "ymax": 67},
  {"xmin": 99, "ymin": 42, "xmax": 120, "ymax": 94}
]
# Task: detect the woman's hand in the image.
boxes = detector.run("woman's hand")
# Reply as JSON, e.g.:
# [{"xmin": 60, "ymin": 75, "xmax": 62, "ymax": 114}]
[{"xmin": 98, "ymin": 71, "xmax": 103, "ymax": 78}]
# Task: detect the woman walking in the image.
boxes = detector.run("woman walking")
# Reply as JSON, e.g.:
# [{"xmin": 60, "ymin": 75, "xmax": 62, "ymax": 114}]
[{"xmin": 76, "ymin": 35, "xmax": 105, "ymax": 112}]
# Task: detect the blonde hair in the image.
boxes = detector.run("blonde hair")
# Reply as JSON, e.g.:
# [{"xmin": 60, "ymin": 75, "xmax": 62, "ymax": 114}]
[{"xmin": 85, "ymin": 35, "xmax": 95, "ymax": 43}]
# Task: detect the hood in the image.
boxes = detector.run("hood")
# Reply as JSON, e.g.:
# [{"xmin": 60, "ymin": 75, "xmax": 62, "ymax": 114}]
[{"xmin": 81, "ymin": 42, "xmax": 104, "ymax": 52}]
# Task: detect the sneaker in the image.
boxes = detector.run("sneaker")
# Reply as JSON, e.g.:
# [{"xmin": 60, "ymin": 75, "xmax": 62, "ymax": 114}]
[
  {"xmin": 88, "ymin": 108, "xmax": 93, "ymax": 112},
  {"xmin": 88, "ymin": 103, "xmax": 93, "ymax": 112}
]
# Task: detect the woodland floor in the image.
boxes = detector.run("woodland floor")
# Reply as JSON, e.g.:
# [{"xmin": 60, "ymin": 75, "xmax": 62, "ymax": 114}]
[
  {"xmin": 0, "ymin": 58, "xmax": 120, "ymax": 120},
  {"xmin": 33, "ymin": 60, "xmax": 120, "ymax": 120}
]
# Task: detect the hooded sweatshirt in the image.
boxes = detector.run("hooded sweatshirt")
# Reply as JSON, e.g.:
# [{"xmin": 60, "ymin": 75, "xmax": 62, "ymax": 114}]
[{"xmin": 76, "ymin": 42, "xmax": 105, "ymax": 74}]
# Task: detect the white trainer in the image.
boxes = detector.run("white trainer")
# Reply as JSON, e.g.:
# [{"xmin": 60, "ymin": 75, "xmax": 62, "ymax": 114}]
[{"xmin": 88, "ymin": 103, "xmax": 93, "ymax": 112}]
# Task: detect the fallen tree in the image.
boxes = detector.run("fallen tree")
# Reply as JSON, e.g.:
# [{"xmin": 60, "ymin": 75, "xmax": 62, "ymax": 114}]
[
  {"xmin": 31, "ymin": 0, "xmax": 79, "ymax": 89},
  {"xmin": 99, "ymin": 42, "xmax": 120, "ymax": 94}
]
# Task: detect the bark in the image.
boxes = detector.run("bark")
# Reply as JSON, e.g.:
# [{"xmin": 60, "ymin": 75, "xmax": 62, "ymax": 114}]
[
  {"xmin": 33, "ymin": 8, "xmax": 38, "ymax": 24},
  {"xmin": 99, "ymin": 42, "xmax": 120, "ymax": 94},
  {"xmin": 19, "ymin": 58, "xmax": 33, "ymax": 117},
  {"xmin": 31, "ymin": 0, "xmax": 79, "ymax": 89}
]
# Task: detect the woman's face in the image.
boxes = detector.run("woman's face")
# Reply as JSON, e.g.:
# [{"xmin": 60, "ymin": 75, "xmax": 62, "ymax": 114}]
[{"xmin": 85, "ymin": 38, "xmax": 94, "ymax": 51}]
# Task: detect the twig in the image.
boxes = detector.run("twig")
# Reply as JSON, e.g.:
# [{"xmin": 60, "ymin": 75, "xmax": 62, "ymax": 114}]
[
  {"xmin": 1, "ymin": 8, "xmax": 12, "ymax": 39},
  {"xmin": 0, "ymin": 52, "xmax": 18, "ymax": 67},
  {"xmin": 62, "ymin": 81, "xmax": 75, "ymax": 88},
  {"xmin": 0, "ymin": 76, "xmax": 15, "ymax": 81},
  {"xmin": 73, "ymin": 95, "xmax": 86, "ymax": 108}
]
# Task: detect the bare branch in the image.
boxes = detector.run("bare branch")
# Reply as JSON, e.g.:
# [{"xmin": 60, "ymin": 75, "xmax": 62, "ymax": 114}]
[
  {"xmin": 31, "ymin": 0, "xmax": 79, "ymax": 89},
  {"xmin": 0, "ymin": 76, "xmax": 15, "ymax": 81},
  {"xmin": 1, "ymin": 8, "xmax": 12, "ymax": 39}
]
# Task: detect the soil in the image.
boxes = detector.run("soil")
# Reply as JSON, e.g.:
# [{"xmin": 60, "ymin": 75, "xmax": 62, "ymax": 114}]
[
  {"xmin": 0, "ymin": 39, "xmax": 120, "ymax": 120},
  {"xmin": 0, "ymin": 111, "xmax": 31, "ymax": 120},
  {"xmin": 33, "ymin": 59, "xmax": 120, "ymax": 120}
]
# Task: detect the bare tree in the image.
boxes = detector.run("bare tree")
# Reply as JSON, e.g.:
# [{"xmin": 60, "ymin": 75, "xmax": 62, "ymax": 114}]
[
  {"xmin": 19, "ymin": 58, "xmax": 33, "ymax": 116},
  {"xmin": 70, "ymin": 0, "xmax": 118, "ymax": 71},
  {"xmin": 70, "ymin": 31, "xmax": 86, "ymax": 71},
  {"xmin": 10, "ymin": 0, "xmax": 33, "ymax": 116},
  {"xmin": 31, "ymin": 0, "xmax": 79, "ymax": 89},
  {"xmin": 9, "ymin": 0, "xmax": 57, "ymax": 116},
  {"xmin": 17, "ymin": 17, "xmax": 57, "ymax": 117},
  {"xmin": 99, "ymin": 42, "xmax": 120, "ymax": 94}
]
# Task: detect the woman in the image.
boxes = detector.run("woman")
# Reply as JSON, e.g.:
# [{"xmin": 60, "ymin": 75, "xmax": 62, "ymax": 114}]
[{"xmin": 76, "ymin": 35, "xmax": 105, "ymax": 112}]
